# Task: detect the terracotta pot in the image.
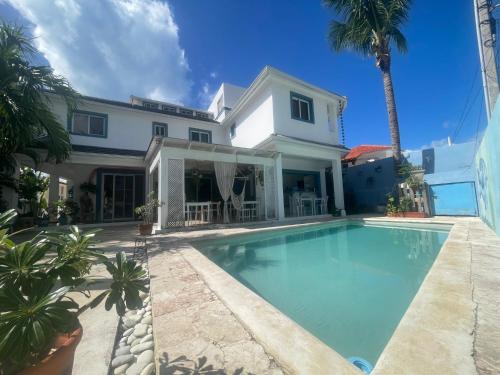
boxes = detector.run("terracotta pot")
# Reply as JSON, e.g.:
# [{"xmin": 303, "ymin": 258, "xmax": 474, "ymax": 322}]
[
  {"xmin": 138, "ymin": 223, "xmax": 153, "ymax": 235},
  {"xmin": 18, "ymin": 325, "xmax": 83, "ymax": 375}
]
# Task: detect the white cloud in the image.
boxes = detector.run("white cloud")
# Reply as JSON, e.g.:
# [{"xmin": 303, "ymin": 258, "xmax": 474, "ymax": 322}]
[
  {"xmin": 8, "ymin": 0, "xmax": 191, "ymax": 103},
  {"xmin": 197, "ymin": 81, "xmax": 216, "ymax": 109},
  {"xmin": 404, "ymin": 138, "xmax": 450, "ymax": 155}
]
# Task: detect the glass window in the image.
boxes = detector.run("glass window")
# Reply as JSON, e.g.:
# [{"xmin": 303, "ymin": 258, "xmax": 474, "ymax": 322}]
[
  {"xmin": 71, "ymin": 112, "xmax": 106, "ymax": 137},
  {"xmin": 143, "ymin": 101, "xmax": 159, "ymax": 110},
  {"xmin": 300, "ymin": 100, "xmax": 310, "ymax": 121},
  {"xmin": 73, "ymin": 113, "xmax": 88, "ymax": 134},
  {"xmin": 189, "ymin": 129, "xmax": 211, "ymax": 144},
  {"xmin": 152, "ymin": 122, "xmax": 167, "ymax": 137},
  {"xmin": 290, "ymin": 92, "xmax": 314, "ymax": 123},
  {"xmin": 89, "ymin": 116, "xmax": 104, "ymax": 135},
  {"xmin": 191, "ymin": 132, "xmax": 200, "ymax": 142},
  {"xmin": 291, "ymin": 98, "xmax": 300, "ymax": 119},
  {"xmin": 230, "ymin": 124, "xmax": 236, "ymax": 138}
]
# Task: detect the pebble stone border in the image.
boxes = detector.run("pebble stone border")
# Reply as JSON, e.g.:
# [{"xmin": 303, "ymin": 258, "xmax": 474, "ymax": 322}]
[{"xmin": 110, "ymin": 239, "xmax": 155, "ymax": 375}]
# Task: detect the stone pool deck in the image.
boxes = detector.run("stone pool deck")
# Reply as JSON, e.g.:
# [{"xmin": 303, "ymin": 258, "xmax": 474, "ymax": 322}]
[{"xmin": 62, "ymin": 215, "xmax": 500, "ymax": 374}]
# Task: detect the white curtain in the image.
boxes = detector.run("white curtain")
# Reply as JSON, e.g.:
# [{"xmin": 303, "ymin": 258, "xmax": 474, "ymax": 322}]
[
  {"xmin": 214, "ymin": 161, "xmax": 237, "ymax": 223},
  {"xmin": 231, "ymin": 180, "xmax": 246, "ymax": 211}
]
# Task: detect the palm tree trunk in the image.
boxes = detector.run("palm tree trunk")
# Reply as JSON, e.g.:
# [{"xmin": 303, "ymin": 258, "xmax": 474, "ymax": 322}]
[{"xmin": 381, "ymin": 68, "xmax": 402, "ymax": 163}]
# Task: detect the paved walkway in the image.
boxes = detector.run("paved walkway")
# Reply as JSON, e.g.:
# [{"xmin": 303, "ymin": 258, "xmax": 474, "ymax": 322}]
[
  {"xmin": 147, "ymin": 240, "xmax": 284, "ymax": 375},
  {"xmin": 72, "ymin": 225, "xmax": 138, "ymax": 375},
  {"xmin": 33, "ymin": 216, "xmax": 500, "ymax": 374},
  {"xmin": 467, "ymin": 220, "xmax": 500, "ymax": 374}
]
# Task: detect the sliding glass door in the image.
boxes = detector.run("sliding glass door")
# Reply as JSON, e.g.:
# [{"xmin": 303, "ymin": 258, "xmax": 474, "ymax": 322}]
[{"xmin": 102, "ymin": 173, "xmax": 144, "ymax": 221}]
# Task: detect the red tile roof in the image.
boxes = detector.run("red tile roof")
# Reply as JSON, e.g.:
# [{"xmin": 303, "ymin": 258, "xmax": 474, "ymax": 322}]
[{"xmin": 343, "ymin": 145, "xmax": 392, "ymax": 161}]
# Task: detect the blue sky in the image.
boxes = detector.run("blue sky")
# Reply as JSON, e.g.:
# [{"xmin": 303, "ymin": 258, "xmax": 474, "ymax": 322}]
[{"xmin": 1, "ymin": 0, "xmax": 485, "ymax": 150}]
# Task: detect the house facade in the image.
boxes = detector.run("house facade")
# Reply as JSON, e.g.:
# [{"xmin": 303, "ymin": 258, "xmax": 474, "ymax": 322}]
[{"xmin": 27, "ymin": 66, "xmax": 347, "ymax": 228}]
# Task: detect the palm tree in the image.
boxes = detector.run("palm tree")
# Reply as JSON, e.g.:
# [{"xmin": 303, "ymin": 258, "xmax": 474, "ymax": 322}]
[
  {"xmin": 324, "ymin": 0, "xmax": 411, "ymax": 162},
  {"xmin": 0, "ymin": 23, "xmax": 79, "ymax": 174}
]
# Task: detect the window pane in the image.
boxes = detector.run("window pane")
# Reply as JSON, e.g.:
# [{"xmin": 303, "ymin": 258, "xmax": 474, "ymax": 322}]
[
  {"xmin": 89, "ymin": 116, "xmax": 105, "ymax": 135},
  {"xmin": 201, "ymin": 133, "xmax": 209, "ymax": 143},
  {"xmin": 73, "ymin": 113, "xmax": 88, "ymax": 134},
  {"xmin": 191, "ymin": 132, "xmax": 200, "ymax": 142},
  {"xmin": 291, "ymin": 98, "xmax": 300, "ymax": 118},
  {"xmin": 300, "ymin": 100, "xmax": 310, "ymax": 121}
]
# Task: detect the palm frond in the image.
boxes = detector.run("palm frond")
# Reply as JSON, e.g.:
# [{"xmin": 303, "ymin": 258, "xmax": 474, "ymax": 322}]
[
  {"xmin": 325, "ymin": 0, "xmax": 410, "ymax": 56},
  {"xmin": 0, "ymin": 22, "xmax": 79, "ymax": 171}
]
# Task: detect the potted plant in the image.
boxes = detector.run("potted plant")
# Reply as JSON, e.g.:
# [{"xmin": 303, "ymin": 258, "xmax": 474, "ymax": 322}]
[
  {"xmin": 50, "ymin": 199, "xmax": 80, "ymax": 226},
  {"xmin": 50, "ymin": 200, "xmax": 68, "ymax": 226},
  {"xmin": 385, "ymin": 193, "xmax": 400, "ymax": 217},
  {"xmin": 63, "ymin": 199, "xmax": 80, "ymax": 224},
  {"xmin": 17, "ymin": 168, "xmax": 50, "ymax": 229},
  {"xmin": 134, "ymin": 192, "xmax": 162, "ymax": 235},
  {"xmin": 0, "ymin": 209, "xmax": 147, "ymax": 375}
]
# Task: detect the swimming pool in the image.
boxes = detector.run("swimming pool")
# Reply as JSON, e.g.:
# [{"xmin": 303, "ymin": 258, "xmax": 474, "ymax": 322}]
[{"xmin": 196, "ymin": 222, "xmax": 449, "ymax": 365}]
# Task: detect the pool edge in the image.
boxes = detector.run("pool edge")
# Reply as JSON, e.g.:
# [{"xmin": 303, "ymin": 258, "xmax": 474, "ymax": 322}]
[
  {"xmin": 179, "ymin": 217, "xmax": 477, "ymax": 374},
  {"xmin": 180, "ymin": 242, "xmax": 362, "ymax": 375}
]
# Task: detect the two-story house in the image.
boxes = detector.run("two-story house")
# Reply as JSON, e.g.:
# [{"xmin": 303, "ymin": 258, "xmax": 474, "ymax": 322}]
[{"xmin": 31, "ymin": 66, "xmax": 347, "ymax": 228}]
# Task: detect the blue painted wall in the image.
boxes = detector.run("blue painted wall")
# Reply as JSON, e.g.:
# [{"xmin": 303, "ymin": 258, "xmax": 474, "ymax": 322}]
[
  {"xmin": 475, "ymin": 98, "xmax": 500, "ymax": 235},
  {"xmin": 405, "ymin": 141, "xmax": 476, "ymax": 185},
  {"xmin": 342, "ymin": 157, "xmax": 397, "ymax": 212},
  {"xmin": 343, "ymin": 141, "xmax": 479, "ymax": 214}
]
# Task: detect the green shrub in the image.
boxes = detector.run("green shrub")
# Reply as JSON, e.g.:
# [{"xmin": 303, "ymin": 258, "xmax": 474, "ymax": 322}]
[{"xmin": 0, "ymin": 209, "xmax": 147, "ymax": 373}]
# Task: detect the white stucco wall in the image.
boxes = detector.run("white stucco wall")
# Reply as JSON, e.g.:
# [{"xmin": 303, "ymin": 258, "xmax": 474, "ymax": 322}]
[
  {"xmin": 49, "ymin": 95, "xmax": 227, "ymax": 151},
  {"xmin": 228, "ymin": 84, "xmax": 275, "ymax": 149},
  {"xmin": 270, "ymin": 79, "xmax": 340, "ymax": 145},
  {"xmin": 208, "ymin": 83, "xmax": 246, "ymax": 121}
]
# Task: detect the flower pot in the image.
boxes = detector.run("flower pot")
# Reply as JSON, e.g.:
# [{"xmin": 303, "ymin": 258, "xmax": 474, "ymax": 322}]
[
  {"xmin": 58, "ymin": 215, "xmax": 68, "ymax": 226},
  {"xmin": 138, "ymin": 223, "xmax": 153, "ymax": 235},
  {"xmin": 18, "ymin": 325, "xmax": 83, "ymax": 375},
  {"xmin": 37, "ymin": 217, "xmax": 49, "ymax": 227}
]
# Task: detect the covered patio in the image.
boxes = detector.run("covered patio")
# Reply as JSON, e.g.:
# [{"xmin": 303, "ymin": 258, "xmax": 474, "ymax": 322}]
[{"xmin": 146, "ymin": 137, "xmax": 279, "ymax": 228}]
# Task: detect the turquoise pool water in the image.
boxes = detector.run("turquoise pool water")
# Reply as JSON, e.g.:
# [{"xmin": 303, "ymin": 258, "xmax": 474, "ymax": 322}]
[{"xmin": 196, "ymin": 222, "xmax": 449, "ymax": 364}]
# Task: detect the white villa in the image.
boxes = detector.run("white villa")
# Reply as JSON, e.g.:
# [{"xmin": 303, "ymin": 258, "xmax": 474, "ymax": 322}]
[{"xmin": 29, "ymin": 66, "xmax": 348, "ymax": 229}]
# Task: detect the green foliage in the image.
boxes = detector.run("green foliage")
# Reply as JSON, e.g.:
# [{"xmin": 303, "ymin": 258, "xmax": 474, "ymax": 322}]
[
  {"xmin": 324, "ymin": 0, "xmax": 411, "ymax": 57},
  {"xmin": 0, "ymin": 209, "xmax": 148, "ymax": 373},
  {"xmin": 50, "ymin": 199, "xmax": 79, "ymax": 218},
  {"xmin": 134, "ymin": 192, "xmax": 162, "ymax": 224},
  {"xmin": 386, "ymin": 194, "xmax": 414, "ymax": 214},
  {"xmin": 0, "ymin": 23, "xmax": 79, "ymax": 174},
  {"xmin": 399, "ymin": 196, "xmax": 414, "ymax": 212},
  {"xmin": 386, "ymin": 193, "xmax": 400, "ymax": 215},
  {"xmin": 103, "ymin": 252, "xmax": 148, "ymax": 315},
  {"xmin": 17, "ymin": 167, "xmax": 49, "ymax": 216}
]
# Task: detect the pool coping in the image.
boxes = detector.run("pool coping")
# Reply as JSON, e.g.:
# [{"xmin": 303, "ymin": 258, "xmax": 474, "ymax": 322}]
[{"xmin": 175, "ymin": 217, "xmax": 478, "ymax": 374}]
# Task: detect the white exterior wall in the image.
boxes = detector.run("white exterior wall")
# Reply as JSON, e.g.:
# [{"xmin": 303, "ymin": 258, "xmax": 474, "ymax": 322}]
[
  {"xmin": 49, "ymin": 96, "xmax": 227, "ymax": 151},
  {"xmin": 281, "ymin": 157, "xmax": 331, "ymax": 172},
  {"xmin": 228, "ymin": 84, "xmax": 275, "ymax": 149},
  {"xmin": 208, "ymin": 83, "xmax": 246, "ymax": 121},
  {"xmin": 270, "ymin": 79, "xmax": 340, "ymax": 145}
]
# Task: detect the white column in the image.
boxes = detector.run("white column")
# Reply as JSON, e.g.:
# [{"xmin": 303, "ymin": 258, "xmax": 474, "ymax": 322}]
[
  {"xmin": 158, "ymin": 149, "xmax": 168, "ymax": 228},
  {"xmin": 275, "ymin": 153, "xmax": 285, "ymax": 220},
  {"xmin": 331, "ymin": 159, "xmax": 346, "ymax": 216},
  {"xmin": 48, "ymin": 174, "xmax": 59, "ymax": 221},
  {"xmin": 320, "ymin": 168, "xmax": 327, "ymax": 199}
]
